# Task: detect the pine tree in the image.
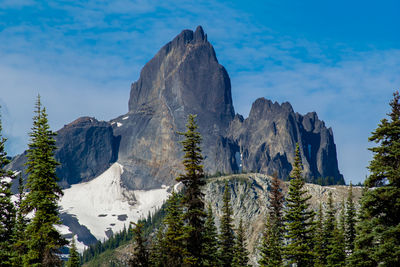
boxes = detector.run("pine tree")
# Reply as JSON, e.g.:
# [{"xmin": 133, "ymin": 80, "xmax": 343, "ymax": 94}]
[
  {"xmin": 176, "ymin": 114, "xmax": 206, "ymax": 265},
  {"xmin": 66, "ymin": 237, "xmax": 81, "ymax": 267},
  {"xmin": 11, "ymin": 173, "xmax": 29, "ymax": 266},
  {"xmin": 0, "ymin": 109, "xmax": 16, "ymax": 266},
  {"xmin": 322, "ymin": 192, "xmax": 336, "ymax": 263},
  {"xmin": 149, "ymin": 226, "xmax": 166, "ymax": 267},
  {"xmin": 349, "ymin": 91, "xmax": 400, "ymax": 266},
  {"xmin": 232, "ymin": 219, "xmax": 250, "ymax": 267},
  {"xmin": 345, "ymin": 182, "xmax": 356, "ymax": 256},
  {"xmin": 326, "ymin": 200, "xmax": 346, "ymax": 267},
  {"xmin": 202, "ymin": 204, "xmax": 219, "ymax": 266},
  {"xmin": 163, "ymin": 191, "xmax": 187, "ymax": 266},
  {"xmin": 22, "ymin": 96, "xmax": 67, "ymax": 266},
  {"xmin": 219, "ymin": 180, "xmax": 235, "ymax": 267},
  {"xmin": 283, "ymin": 143, "xmax": 315, "ymax": 267},
  {"xmin": 129, "ymin": 222, "xmax": 149, "ymax": 267},
  {"xmin": 313, "ymin": 203, "xmax": 325, "ymax": 267},
  {"xmin": 259, "ymin": 174, "xmax": 284, "ymax": 267}
]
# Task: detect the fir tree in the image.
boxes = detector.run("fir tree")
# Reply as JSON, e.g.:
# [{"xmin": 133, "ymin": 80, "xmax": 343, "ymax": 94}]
[
  {"xmin": 326, "ymin": 220, "xmax": 346, "ymax": 267},
  {"xmin": 0, "ymin": 109, "xmax": 16, "ymax": 266},
  {"xmin": 349, "ymin": 91, "xmax": 400, "ymax": 266},
  {"xmin": 259, "ymin": 174, "xmax": 284, "ymax": 267},
  {"xmin": 322, "ymin": 192, "xmax": 336, "ymax": 264},
  {"xmin": 163, "ymin": 191, "xmax": 187, "ymax": 266},
  {"xmin": 345, "ymin": 182, "xmax": 356, "ymax": 256},
  {"xmin": 283, "ymin": 143, "xmax": 315, "ymax": 267},
  {"xmin": 313, "ymin": 203, "xmax": 325, "ymax": 267},
  {"xmin": 129, "ymin": 222, "xmax": 149, "ymax": 267},
  {"xmin": 22, "ymin": 96, "xmax": 67, "ymax": 266},
  {"xmin": 11, "ymin": 173, "xmax": 29, "ymax": 267},
  {"xmin": 66, "ymin": 237, "xmax": 81, "ymax": 267},
  {"xmin": 219, "ymin": 180, "xmax": 235, "ymax": 267},
  {"xmin": 149, "ymin": 226, "xmax": 166, "ymax": 267},
  {"xmin": 232, "ymin": 219, "xmax": 250, "ymax": 267},
  {"xmin": 176, "ymin": 114, "xmax": 206, "ymax": 265},
  {"xmin": 202, "ymin": 203, "xmax": 219, "ymax": 266}
]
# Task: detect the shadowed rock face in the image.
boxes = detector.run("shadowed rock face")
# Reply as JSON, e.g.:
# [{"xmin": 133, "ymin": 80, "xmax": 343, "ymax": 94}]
[
  {"xmin": 7, "ymin": 26, "xmax": 344, "ymax": 190},
  {"xmin": 228, "ymin": 98, "xmax": 344, "ymax": 183},
  {"xmin": 8, "ymin": 116, "xmax": 119, "ymax": 190}
]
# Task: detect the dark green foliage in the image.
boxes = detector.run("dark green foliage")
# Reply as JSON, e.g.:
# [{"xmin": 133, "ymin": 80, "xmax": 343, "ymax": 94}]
[
  {"xmin": 202, "ymin": 204, "xmax": 219, "ymax": 266},
  {"xmin": 349, "ymin": 91, "xmax": 400, "ymax": 266},
  {"xmin": 232, "ymin": 219, "xmax": 250, "ymax": 267},
  {"xmin": 219, "ymin": 180, "xmax": 235, "ymax": 267},
  {"xmin": 176, "ymin": 114, "xmax": 206, "ymax": 265},
  {"xmin": 322, "ymin": 192, "xmax": 335, "ymax": 263},
  {"xmin": 259, "ymin": 174, "xmax": 284, "ymax": 267},
  {"xmin": 149, "ymin": 226, "xmax": 166, "ymax": 267},
  {"xmin": 22, "ymin": 96, "xmax": 68, "ymax": 266},
  {"xmin": 345, "ymin": 182, "xmax": 356, "ymax": 256},
  {"xmin": 10, "ymin": 173, "xmax": 29, "ymax": 266},
  {"xmin": 129, "ymin": 222, "xmax": 149, "ymax": 267},
  {"xmin": 326, "ymin": 222, "xmax": 346, "ymax": 267},
  {"xmin": 283, "ymin": 143, "xmax": 315, "ymax": 267},
  {"xmin": 313, "ymin": 203, "xmax": 325, "ymax": 267},
  {"xmin": 162, "ymin": 191, "xmax": 188, "ymax": 266},
  {"xmin": 66, "ymin": 237, "xmax": 81, "ymax": 267},
  {"xmin": 0, "ymin": 109, "xmax": 16, "ymax": 266}
]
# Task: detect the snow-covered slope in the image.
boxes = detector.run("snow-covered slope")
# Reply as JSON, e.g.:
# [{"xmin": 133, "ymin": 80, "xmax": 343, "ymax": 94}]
[{"xmin": 59, "ymin": 163, "xmax": 171, "ymax": 246}]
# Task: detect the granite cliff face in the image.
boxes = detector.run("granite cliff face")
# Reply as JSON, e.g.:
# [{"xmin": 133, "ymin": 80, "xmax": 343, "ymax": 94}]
[
  {"xmin": 229, "ymin": 98, "xmax": 344, "ymax": 183},
  {"xmin": 8, "ymin": 26, "xmax": 344, "ymax": 190},
  {"xmin": 8, "ymin": 116, "xmax": 119, "ymax": 190}
]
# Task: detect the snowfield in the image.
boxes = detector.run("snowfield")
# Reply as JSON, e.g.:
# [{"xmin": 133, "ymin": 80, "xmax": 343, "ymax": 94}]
[{"xmin": 59, "ymin": 163, "xmax": 171, "ymax": 243}]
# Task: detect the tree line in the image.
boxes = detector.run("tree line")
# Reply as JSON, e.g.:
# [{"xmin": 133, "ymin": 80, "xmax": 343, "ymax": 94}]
[{"xmin": 1, "ymin": 90, "xmax": 400, "ymax": 266}]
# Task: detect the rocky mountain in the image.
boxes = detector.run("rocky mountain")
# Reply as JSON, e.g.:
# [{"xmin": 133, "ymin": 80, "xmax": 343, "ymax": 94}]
[{"xmin": 8, "ymin": 25, "xmax": 343, "ymax": 190}]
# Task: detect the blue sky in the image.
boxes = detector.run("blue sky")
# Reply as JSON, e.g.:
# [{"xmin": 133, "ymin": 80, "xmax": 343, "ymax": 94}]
[{"xmin": 0, "ymin": 0, "xmax": 399, "ymax": 184}]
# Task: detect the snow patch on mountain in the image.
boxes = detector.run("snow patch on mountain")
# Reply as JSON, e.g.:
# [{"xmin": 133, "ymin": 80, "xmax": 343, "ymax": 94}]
[{"xmin": 59, "ymin": 163, "xmax": 171, "ymax": 241}]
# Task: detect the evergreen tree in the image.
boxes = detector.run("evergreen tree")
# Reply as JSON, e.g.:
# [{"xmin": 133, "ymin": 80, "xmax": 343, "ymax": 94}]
[
  {"xmin": 259, "ymin": 174, "xmax": 284, "ymax": 267},
  {"xmin": 313, "ymin": 203, "xmax": 325, "ymax": 267},
  {"xmin": 219, "ymin": 180, "xmax": 235, "ymax": 267},
  {"xmin": 176, "ymin": 114, "xmax": 206, "ymax": 265},
  {"xmin": 322, "ymin": 192, "xmax": 336, "ymax": 264},
  {"xmin": 129, "ymin": 222, "xmax": 149, "ymax": 267},
  {"xmin": 66, "ymin": 237, "xmax": 81, "ymax": 267},
  {"xmin": 232, "ymin": 219, "xmax": 250, "ymax": 267},
  {"xmin": 326, "ymin": 221, "xmax": 346, "ymax": 267},
  {"xmin": 345, "ymin": 182, "xmax": 356, "ymax": 256},
  {"xmin": 163, "ymin": 191, "xmax": 187, "ymax": 266},
  {"xmin": 11, "ymin": 173, "xmax": 29, "ymax": 266},
  {"xmin": 202, "ymin": 204, "xmax": 219, "ymax": 266},
  {"xmin": 349, "ymin": 91, "xmax": 400, "ymax": 266},
  {"xmin": 284, "ymin": 143, "xmax": 315, "ymax": 267},
  {"xmin": 149, "ymin": 226, "xmax": 166, "ymax": 267},
  {"xmin": 0, "ymin": 109, "xmax": 16, "ymax": 266},
  {"xmin": 22, "ymin": 96, "xmax": 67, "ymax": 266}
]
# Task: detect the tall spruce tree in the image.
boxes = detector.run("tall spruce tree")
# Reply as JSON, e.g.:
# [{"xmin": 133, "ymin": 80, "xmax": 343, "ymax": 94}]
[
  {"xmin": 0, "ymin": 109, "xmax": 16, "ymax": 266},
  {"xmin": 176, "ymin": 114, "xmax": 206, "ymax": 265},
  {"xmin": 313, "ymin": 203, "xmax": 325, "ymax": 267},
  {"xmin": 66, "ymin": 237, "xmax": 81, "ymax": 267},
  {"xmin": 322, "ymin": 192, "xmax": 336, "ymax": 264},
  {"xmin": 327, "ymin": 200, "xmax": 346, "ymax": 267},
  {"xmin": 129, "ymin": 222, "xmax": 149, "ymax": 267},
  {"xmin": 202, "ymin": 204, "xmax": 219, "ymax": 266},
  {"xmin": 11, "ymin": 173, "xmax": 29, "ymax": 266},
  {"xmin": 149, "ymin": 226, "xmax": 166, "ymax": 267},
  {"xmin": 284, "ymin": 143, "xmax": 315, "ymax": 267},
  {"xmin": 259, "ymin": 174, "xmax": 284, "ymax": 267},
  {"xmin": 163, "ymin": 191, "xmax": 187, "ymax": 266},
  {"xmin": 349, "ymin": 91, "xmax": 400, "ymax": 266},
  {"xmin": 232, "ymin": 219, "xmax": 250, "ymax": 267},
  {"xmin": 22, "ymin": 96, "xmax": 67, "ymax": 266},
  {"xmin": 345, "ymin": 182, "xmax": 356, "ymax": 256},
  {"xmin": 219, "ymin": 180, "xmax": 235, "ymax": 267}
]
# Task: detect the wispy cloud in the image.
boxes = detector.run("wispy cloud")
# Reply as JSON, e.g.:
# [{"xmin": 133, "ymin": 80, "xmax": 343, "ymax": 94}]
[{"xmin": 0, "ymin": 0, "xmax": 397, "ymax": 183}]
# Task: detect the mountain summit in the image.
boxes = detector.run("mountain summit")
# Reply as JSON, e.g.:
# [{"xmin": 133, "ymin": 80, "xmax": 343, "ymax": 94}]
[{"xmin": 8, "ymin": 26, "xmax": 344, "ymax": 191}]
